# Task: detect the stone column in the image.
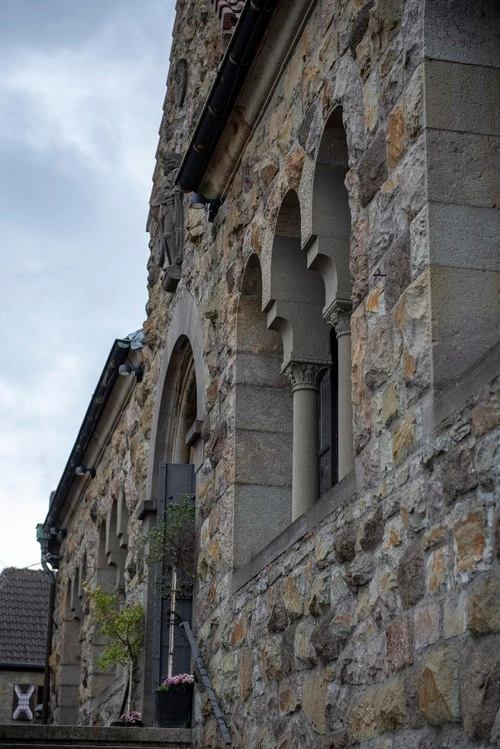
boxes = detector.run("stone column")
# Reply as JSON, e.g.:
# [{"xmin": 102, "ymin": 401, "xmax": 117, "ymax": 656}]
[
  {"xmin": 326, "ymin": 299, "xmax": 354, "ymax": 480},
  {"xmin": 284, "ymin": 360, "xmax": 328, "ymax": 520}
]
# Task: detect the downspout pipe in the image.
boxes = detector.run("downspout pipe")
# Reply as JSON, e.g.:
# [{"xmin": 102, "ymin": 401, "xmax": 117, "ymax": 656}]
[{"xmin": 177, "ymin": 0, "xmax": 279, "ymax": 194}]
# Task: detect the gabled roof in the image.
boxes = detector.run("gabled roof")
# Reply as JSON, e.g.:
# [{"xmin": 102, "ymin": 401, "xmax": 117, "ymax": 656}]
[{"xmin": 0, "ymin": 568, "xmax": 50, "ymax": 668}]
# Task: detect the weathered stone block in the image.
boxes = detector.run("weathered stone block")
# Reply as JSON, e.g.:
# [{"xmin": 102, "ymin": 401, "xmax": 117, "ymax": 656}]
[
  {"xmin": 269, "ymin": 600, "xmax": 289, "ymax": 633},
  {"xmin": 294, "ymin": 620, "xmax": 317, "ymax": 668},
  {"xmin": 377, "ymin": 680, "xmax": 408, "ymax": 732},
  {"xmin": 386, "ymin": 617, "xmax": 413, "ymax": 671},
  {"xmin": 358, "ymin": 505, "xmax": 384, "ymax": 551},
  {"xmin": 344, "ymin": 552, "xmax": 375, "ymax": 588},
  {"xmin": 347, "ymin": 688, "xmax": 378, "ymax": 742},
  {"xmin": 440, "ymin": 445, "xmax": 478, "ymax": 503},
  {"xmin": 302, "ymin": 671, "xmax": 328, "ymax": 734},
  {"xmin": 414, "ymin": 602, "xmax": 440, "ymax": 650},
  {"xmin": 307, "ymin": 570, "xmax": 331, "ymax": 617},
  {"xmin": 418, "ymin": 645, "xmax": 460, "ymax": 725},
  {"xmin": 311, "ymin": 612, "xmax": 353, "ymax": 665},
  {"xmin": 357, "ymin": 128, "xmax": 388, "ymax": 207},
  {"xmin": 426, "ymin": 545, "xmax": 448, "ymax": 595},
  {"xmin": 239, "ymin": 647, "xmax": 253, "ymax": 702},
  {"xmin": 381, "ymin": 229, "xmax": 411, "ymax": 313},
  {"xmin": 364, "ymin": 316, "xmax": 393, "ymax": 390},
  {"xmin": 453, "ymin": 510, "xmax": 486, "ymax": 576},
  {"xmin": 427, "ymin": 130, "xmax": 500, "ymax": 209},
  {"xmin": 471, "ymin": 400, "xmax": 500, "ymax": 436},
  {"xmin": 424, "ymin": 0, "xmax": 500, "ymax": 67},
  {"xmin": 462, "ymin": 637, "xmax": 500, "ymax": 742},
  {"xmin": 397, "ymin": 540, "xmax": 425, "ymax": 609},
  {"xmin": 466, "ymin": 570, "xmax": 500, "ymax": 636},
  {"xmin": 443, "ymin": 593, "xmax": 466, "ymax": 639},
  {"xmin": 425, "ymin": 59, "xmax": 500, "ymax": 137},
  {"xmin": 334, "ymin": 523, "xmax": 356, "ymax": 563}
]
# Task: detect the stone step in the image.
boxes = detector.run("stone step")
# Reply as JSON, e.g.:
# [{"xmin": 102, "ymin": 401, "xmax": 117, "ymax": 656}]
[{"xmin": 0, "ymin": 724, "xmax": 193, "ymax": 748}]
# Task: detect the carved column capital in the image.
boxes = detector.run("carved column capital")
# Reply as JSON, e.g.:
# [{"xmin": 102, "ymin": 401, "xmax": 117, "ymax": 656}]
[
  {"xmin": 283, "ymin": 359, "xmax": 330, "ymax": 392},
  {"xmin": 325, "ymin": 298, "xmax": 353, "ymax": 338}
]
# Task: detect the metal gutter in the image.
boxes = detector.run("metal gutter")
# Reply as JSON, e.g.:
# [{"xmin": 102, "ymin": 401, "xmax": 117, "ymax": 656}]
[
  {"xmin": 0, "ymin": 663, "xmax": 44, "ymax": 671},
  {"xmin": 41, "ymin": 338, "xmax": 132, "ymax": 533},
  {"xmin": 177, "ymin": 0, "xmax": 279, "ymax": 193}
]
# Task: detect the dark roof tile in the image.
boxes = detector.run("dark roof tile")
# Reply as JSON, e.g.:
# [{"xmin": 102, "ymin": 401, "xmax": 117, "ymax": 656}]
[{"xmin": 0, "ymin": 568, "xmax": 50, "ymax": 666}]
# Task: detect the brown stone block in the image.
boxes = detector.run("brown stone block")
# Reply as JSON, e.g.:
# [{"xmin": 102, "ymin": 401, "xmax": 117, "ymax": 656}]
[
  {"xmin": 239, "ymin": 647, "xmax": 253, "ymax": 702},
  {"xmin": 414, "ymin": 602, "xmax": 440, "ymax": 650},
  {"xmin": 334, "ymin": 523, "xmax": 356, "ymax": 563},
  {"xmin": 284, "ymin": 148, "xmax": 305, "ymax": 190},
  {"xmin": 466, "ymin": 570, "xmax": 500, "ymax": 637},
  {"xmin": 392, "ymin": 410, "xmax": 416, "ymax": 466},
  {"xmin": 386, "ymin": 616, "xmax": 414, "ymax": 671},
  {"xmin": 440, "ymin": 445, "xmax": 478, "ymax": 504},
  {"xmin": 387, "ymin": 105, "xmax": 408, "ymax": 169},
  {"xmin": 426, "ymin": 545, "xmax": 449, "ymax": 596},
  {"xmin": 279, "ymin": 682, "xmax": 300, "ymax": 715},
  {"xmin": 231, "ymin": 615, "xmax": 247, "ymax": 648},
  {"xmin": 358, "ymin": 505, "xmax": 384, "ymax": 551},
  {"xmin": 453, "ymin": 510, "xmax": 486, "ymax": 576},
  {"xmin": 418, "ymin": 645, "xmax": 460, "ymax": 725},
  {"xmin": 311, "ymin": 611, "xmax": 353, "ymax": 665},
  {"xmin": 347, "ymin": 688, "xmax": 378, "ymax": 742},
  {"xmin": 377, "ymin": 679, "xmax": 408, "ymax": 732},
  {"xmin": 397, "ymin": 540, "xmax": 424, "ymax": 609},
  {"xmin": 303, "ymin": 671, "xmax": 328, "ymax": 734},
  {"xmin": 363, "ymin": 316, "xmax": 393, "ymax": 391},
  {"xmin": 462, "ymin": 636, "xmax": 500, "ymax": 742},
  {"xmin": 281, "ymin": 575, "xmax": 303, "ymax": 620},
  {"xmin": 471, "ymin": 400, "xmax": 500, "ymax": 436},
  {"xmin": 357, "ymin": 128, "xmax": 388, "ymax": 207}
]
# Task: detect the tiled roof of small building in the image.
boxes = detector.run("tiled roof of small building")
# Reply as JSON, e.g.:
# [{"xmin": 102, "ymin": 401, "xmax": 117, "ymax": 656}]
[{"xmin": 0, "ymin": 568, "xmax": 50, "ymax": 666}]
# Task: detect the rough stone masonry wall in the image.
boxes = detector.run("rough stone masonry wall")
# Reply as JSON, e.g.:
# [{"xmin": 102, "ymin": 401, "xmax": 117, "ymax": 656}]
[
  {"xmin": 139, "ymin": 0, "xmax": 500, "ymax": 747},
  {"xmin": 50, "ymin": 383, "xmax": 151, "ymax": 726}
]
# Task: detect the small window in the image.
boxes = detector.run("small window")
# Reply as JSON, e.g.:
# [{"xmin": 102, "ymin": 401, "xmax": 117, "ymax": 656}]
[{"xmin": 318, "ymin": 331, "xmax": 339, "ymax": 496}]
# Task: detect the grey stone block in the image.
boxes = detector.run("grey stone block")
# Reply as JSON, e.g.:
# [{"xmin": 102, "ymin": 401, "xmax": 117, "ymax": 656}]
[
  {"xmin": 427, "ymin": 130, "xmax": 500, "ymax": 209},
  {"xmin": 357, "ymin": 129, "xmax": 388, "ymax": 207},
  {"xmin": 235, "ymin": 352, "xmax": 288, "ymax": 387},
  {"xmin": 235, "ymin": 384, "xmax": 292, "ymax": 432},
  {"xmin": 233, "ymin": 484, "xmax": 291, "ymax": 568},
  {"xmin": 430, "ymin": 265, "xmax": 500, "ymax": 389},
  {"xmin": 425, "ymin": 60, "xmax": 500, "ymax": 137},
  {"xmin": 235, "ymin": 428, "xmax": 292, "ymax": 486},
  {"xmin": 424, "ymin": 0, "xmax": 500, "ymax": 68},
  {"xmin": 428, "ymin": 202, "xmax": 500, "ymax": 272}
]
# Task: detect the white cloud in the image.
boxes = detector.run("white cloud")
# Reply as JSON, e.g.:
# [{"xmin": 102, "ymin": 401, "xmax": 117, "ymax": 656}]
[{"xmin": 0, "ymin": 2, "xmax": 174, "ymax": 572}]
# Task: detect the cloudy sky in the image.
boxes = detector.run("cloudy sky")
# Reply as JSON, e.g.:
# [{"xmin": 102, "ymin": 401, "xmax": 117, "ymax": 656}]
[{"xmin": 0, "ymin": 0, "xmax": 174, "ymax": 571}]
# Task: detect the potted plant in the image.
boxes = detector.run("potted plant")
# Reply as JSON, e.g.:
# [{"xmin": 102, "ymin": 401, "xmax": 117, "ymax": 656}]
[
  {"xmin": 111, "ymin": 710, "xmax": 144, "ymax": 727},
  {"xmin": 154, "ymin": 673, "xmax": 194, "ymax": 728},
  {"xmin": 84, "ymin": 583, "xmax": 144, "ymax": 725},
  {"xmin": 147, "ymin": 494, "xmax": 196, "ymax": 727}
]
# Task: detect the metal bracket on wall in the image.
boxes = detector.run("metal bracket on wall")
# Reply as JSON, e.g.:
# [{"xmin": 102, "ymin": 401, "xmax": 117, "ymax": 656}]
[{"xmin": 180, "ymin": 620, "xmax": 232, "ymax": 745}]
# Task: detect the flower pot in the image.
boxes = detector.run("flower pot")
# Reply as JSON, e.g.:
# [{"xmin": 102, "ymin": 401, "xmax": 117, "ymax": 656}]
[
  {"xmin": 154, "ymin": 686, "xmax": 193, "ymax": 728},
  {"xmin": 110, "ymin": 720, "xmax": 144, "ymax": 727}
]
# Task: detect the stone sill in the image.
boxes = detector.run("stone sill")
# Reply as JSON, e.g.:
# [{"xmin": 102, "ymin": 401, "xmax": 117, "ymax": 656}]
[
  {"xmin": 0, "ymin": 724, "xmax": 192, "ymax": 747},
  {"xmin": 231, "ymin": 471, "xmax": 356, "ymax": 592},
  {"xmin": 423, "ymin": 338, "xmax": 500, "ymax": 432}
]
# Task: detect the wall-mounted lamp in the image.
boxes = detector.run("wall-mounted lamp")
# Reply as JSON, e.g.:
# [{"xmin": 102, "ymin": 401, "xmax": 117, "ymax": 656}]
[
  {"xmin": 118, "ymin": 363, "xmax": 144, "ymax": 382},
  {"xmin": 75, "ymin": 465, "xmax": 96, "ymax": 479},
  {"xmin": 188, "ymin": 193, "xmax": 224, "ymax": 223}
]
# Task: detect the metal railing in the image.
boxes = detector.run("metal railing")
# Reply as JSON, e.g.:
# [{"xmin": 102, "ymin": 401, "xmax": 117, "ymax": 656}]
[{"xmin": 180, "ymin": 621, "xmax": 232, "ymax": 746}]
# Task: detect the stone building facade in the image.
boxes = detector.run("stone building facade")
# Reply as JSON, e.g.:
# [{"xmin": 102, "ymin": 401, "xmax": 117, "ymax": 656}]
[{"xmin": 40, "ymin": 0, "xmax": 499, "ymax": 746}]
